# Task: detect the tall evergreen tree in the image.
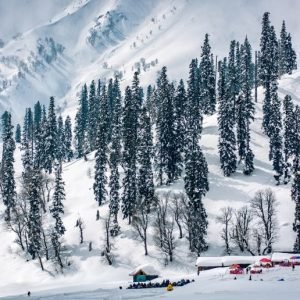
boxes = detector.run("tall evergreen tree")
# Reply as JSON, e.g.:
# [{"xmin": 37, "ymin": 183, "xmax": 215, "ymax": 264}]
[
  {"xmin": 137, "ymin": 107, "xmax": 155, "ymax": 213},
  {"xmin": 218, "ymin": 58, "xmax": 237, "ymax": 176},
  {"xmin": 93, "ymin": 85, "xmax": 109, "ymax": 206},
  {"xmin": 15, "ymin": 123, "xmax": 21, "ymax": 143},
  {"xmin": 44, "ymin": 97, "xmax": 58, "ymax": 173},
  {"xmin": 88, "ymin": 80, "xmax": 99, "ymax": 151},
  {"xmin": 75, "ymin": 84, "xmax": 88, "ymax": 158},
  {"xmin": 269, "ymin": 81, "xmax": 284, "ymax": 184},
  {"xmin": 155, "ymin": 66, "xmax": 178, "ymax": 184},
  {"xmin": 237, "ymin": 37, "xmax": 255, "ymax": 175},
  {"xmin": 109, "ymin": 77, "xmax": 122, "ymax": 235},
  {"xmin": 57, "ymin": 116, "xmax": 65, "ymax": 163},
  {"xmin": 64, "ymin": 116, "xmax": 73, "ymax": 162},
  {"xmin": 27, "ymin": 169, "xmax": 42, "ymax": 261},
  {"xmin": 50, "ymin": 165, "xmax": 66, "ymax": 236},
  {"xmin": 199, "ymin": 33, "xmax": 216, "ymax": 115},
  {"xmin": 0, "ymin": 111, "xmax": 16, "ymax": 221},
  {"xmin": 292, "ymin": 146, "xmax": 300, "ymax": 252},
  {"xmin": 122, "ymin": 86, "xmax": 137, "ymax": 223}
]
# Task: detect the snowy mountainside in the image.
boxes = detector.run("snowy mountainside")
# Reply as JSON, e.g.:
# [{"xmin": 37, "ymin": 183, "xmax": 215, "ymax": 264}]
[
  {"xmin": 1, "ymin": 0, "xmax": 300, "ymax": 298},
  {"xmin": 1, "ymin": 72, "xmax": 300, "ymax": 297}
]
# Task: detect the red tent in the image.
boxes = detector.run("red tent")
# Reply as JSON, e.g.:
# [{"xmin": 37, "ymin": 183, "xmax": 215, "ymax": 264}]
[{"xmin": 260, "ymin": 258, "xmax": 272, "ymax": 263}]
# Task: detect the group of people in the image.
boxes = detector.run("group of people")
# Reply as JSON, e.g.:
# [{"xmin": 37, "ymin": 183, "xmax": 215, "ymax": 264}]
[{"xmin": 127, "ymin": 278, "xmax": 193, "ymax": 290}]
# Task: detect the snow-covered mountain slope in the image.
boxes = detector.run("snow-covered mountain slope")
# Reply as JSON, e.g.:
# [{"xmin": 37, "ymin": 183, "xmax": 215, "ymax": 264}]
[
  {"xmin": 1, "ymin": 72, "xmax": 299, "ymax": 298},
  {"xmin": 1, "ymin": 0, "xmax": 300, "ymax": 298},
  {"xmin": 1, "ymin": 0, "xmax": 300, "ymax": 122}
]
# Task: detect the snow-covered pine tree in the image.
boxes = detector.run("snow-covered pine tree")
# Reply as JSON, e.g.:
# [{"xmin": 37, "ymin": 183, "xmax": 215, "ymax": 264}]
[
  {"xmin": 122, "ymin": 86, "xmax": 137, "ymax": 224},
  {"xmin": 34, "ymin": 105, "xmax": 47, "ymax": 169},
  {"xmin": 64, "ymin": 116, "xmax": 73, "ymax": 162},
  {"xmin": 74, "ymin": 84, "xmax": 88, "ymax": 158},
  {"xmin": 173, "ymin": 79, "xmax": 187, "ymax": 178},
  {"xmin": 88, "ymin": 80, "xmax": 98, "ymax": 151},
  {"xmin": 15, "ymin": 123, "xmax": 21, "ymax": 143},
  {"xmin": 57, "ymin": 116, "xmax": 66, "ymax": 163},
  {"xmin": 285, "ymin": 33, "xmax": 297, "ymax": 75},
  {"xmin": 184, "ymin": 70, "xmax": 209, "ymax": 255},
  {"xmin": 279, "ymin": 21, "xmax": 297, "ymax": 76},
  {"xmin": 109, "ymin": 77, "xmax": 122, "ymax": 236},
  {"xmin": 44, "ymin": 97, "xmax": 58, "ymax": 173},
  {"xmin": 237, "ymin": 37, "xmax": 255, "ymax": 175},
  {"xmin": 155, "ymin": 66, "xmax": 179, "ymax": 185},
  {"xmin": 199, "ymin": 33, "xmax": 216, "ymax": 115},
  {"xmin": 292, "ymin": 160, "xmax": 300, "ymax": 252},
  {"xmin": 269, "ymin": 81, "xmax": 284, "ymax": 184},
  {"xmin": 227, "ymin": 40, "xmax": 239, "ymax": 122},
  {"xmin": 27, "ymin": 169, "xmax": 43, "ymax": 262},
  {"xmin": 94, "ymin": 85, "xmax": 109, "ymax": 206},
  {"xmin": 34, "ymin": 101, "xmax": 42, "ymax": 135},
  {"xmin": 283, "ymin": 95, "xmax": 294, "ymax": 183},
  {"xmin": 0, "ymin": 111, "xmax": 16, "ymax": 221},
  {"xmin": 22, "ymin": 108, "xmax": 34, "ymax": 161},
  {"xmin": 137, "ymin": 106, "xmax": 155, "ymax": 213},
  {"xmin": 218, "ymin": 58, "xmax": 237, "ymax": 176},
  {"xmin": 50, "ymin": 165, "xmax": 66, "ymax": 236},
  {"xmin": 259, "ymin": 13, "xmax": 279, "ymax": 138}
]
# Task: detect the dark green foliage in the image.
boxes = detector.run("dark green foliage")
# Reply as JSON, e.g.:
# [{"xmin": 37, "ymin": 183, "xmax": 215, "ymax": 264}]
[
  {"xmin": 0, "ymin": 111, "xmax": 16, "ymax": 221},
  {"xmin": 15, "ymin": 124, "xmax": 21, "ymax": 143},
  {"xmin": 50, "ymin": 165, "xmax": 66, "ymax": 236},
  {"xmin": 64, "ymin": 116, "xmax": 73, "ymax": 162},
  {"xmin": 75, "ymin": 84, "xmax": 88, "ymax": 158},
  {"xmin": 137, "ymin": 107, "xmax": 155, "ymax": 213},
  {"xmin": 44, "ymin": 97, "xmax": 58, "ymax": 173},
  {"xmin": 218, "ymin": 58, "xmax": 237, "ymax": 176},
  {"xmin": 199, "ymin": 33, "xmax": 216, "ymax": 115},
  {"xmin": 122, "ymin": 86, "xmax": 138, "ymax": 223}
]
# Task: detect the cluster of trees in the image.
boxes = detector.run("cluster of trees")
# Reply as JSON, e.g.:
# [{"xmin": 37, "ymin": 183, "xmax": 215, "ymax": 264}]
[
  {"xmin": 0, "ymin": 100, "xmax": 69, "ymax": 272},
  {"xmin": 217, "ymin": 189, "xmax": 278, "ymax": 256},
  {"xmin": 1, "ymin": 11, "xmax": 300, "ymax": 270}
]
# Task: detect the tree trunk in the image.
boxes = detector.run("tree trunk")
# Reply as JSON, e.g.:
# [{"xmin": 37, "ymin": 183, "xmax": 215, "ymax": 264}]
[{"xmin": 38, "ymin": 255, "xmax": 44, "ymax": 271}]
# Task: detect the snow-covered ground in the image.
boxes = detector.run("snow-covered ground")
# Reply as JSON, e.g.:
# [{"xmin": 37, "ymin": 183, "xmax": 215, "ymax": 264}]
[
  {"xmin": 5, "ymin": 266, "xmax": 300, "ymax": 299},
  {"xmin": 1, "ymin": 0, "xmax": 300, "ymax": 298}
]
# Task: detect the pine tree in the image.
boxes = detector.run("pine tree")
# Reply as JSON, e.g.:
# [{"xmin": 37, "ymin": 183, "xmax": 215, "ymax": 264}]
[
  {"xmin": 268, "ymin": 80, "xmax": 284, "ymax": 184},
  {"xmin": 199, "ymin": 33, "xmax": 216, "ymax": 115},
  {"xmin": 34, "ymin": 105, "xmax": 47, "ymax": 169},
  {"xmin": 173, "ymin": 79, "xmax": 187, "ymax": 178},
  {"xmin": 22, "ymin": 108, "xmax": 34, "ymax": 161},
  {"xmin": 155, "ymin": 66, "xmax": 177, "ymax": 184},
  {"xmin": 50, "ymin": 165, "xmax": 66, "ymax": 236},
  {"xmin": 34, "ymin": 101, "xmax": 42, "ymax": 134},
  {"xmin": 64, "ymin": 116, "xmax": 73, "ymax": 162},
  {"xmin": 292, "ymin": 163, "xmax": 300, "ymax": 252},
  {"xmin": 279, "ymin": 21, "xmax": 297, "ymax": 76},
  {"xmin": 57, "ymin": 116, "xmax": 65, "ymax": 163},
  {"xmin": 122, "ymin": 86, "xmax": 137, "ymax": 223},
  {"xmin": 237, "ymin": 37, "xmax": 255, "ymax": 175},
  {"xmin": 44, "ymin": 97, "xmax": 58, "ymax": 173},
  {"xmin": 27, "ymin": 169, "xmax": 42, "ymax": 261},
  {"xmin": 218, "ymin": 58, "xmax": 237, "ymax": 176},
  {"xmin": 260, "ymin": 14, "xmax": 279, "ymax": 137},
  {"xmin": 0, "ymin": 111, "xmax": 16, "ymax": 221},
  {"xmin": 283, "ymin": 95, "xmax": 294, "ymax": 183},
  {"xmin": 93, "ymin": 85, "xmax": 109, "ymax": 206},
  {"xmin": 109, "ymin": 77, "xmax": 122, "ymax": 235},
  {"xmin": 15, "ymin": 123, "xmax": 21, "ymax": 143},
  {"xmin": 137, "ymin": 107, "xmax": 155, "ymax": 213},
  {"xmin": 88, "ymin": 80, "xmax": 98, "ymax": 151},
  {"xmin": 227, "ymin": 40, "xmax": 239, "ymax": 122},
  {"xmin": 75, "ymin": 84, "xmax": 88, "ymax": 158}
]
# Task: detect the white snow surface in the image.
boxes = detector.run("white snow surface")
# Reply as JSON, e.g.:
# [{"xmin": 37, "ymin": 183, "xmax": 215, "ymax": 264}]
[{"xmin": 1, "ymin": 0, "xmax": 300, "ymax": 299}]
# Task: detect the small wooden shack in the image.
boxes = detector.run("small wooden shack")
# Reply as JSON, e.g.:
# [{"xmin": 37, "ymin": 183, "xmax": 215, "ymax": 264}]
[{"xmin": 129, "ymin": 264, "xmax": 159, "ymax": 282}]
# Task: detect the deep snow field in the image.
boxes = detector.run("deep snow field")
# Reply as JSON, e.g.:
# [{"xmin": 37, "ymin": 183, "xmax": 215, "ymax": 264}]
[{"xmin": 1, "ymin": 0, "xmax": 300, "ymax": 299}]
